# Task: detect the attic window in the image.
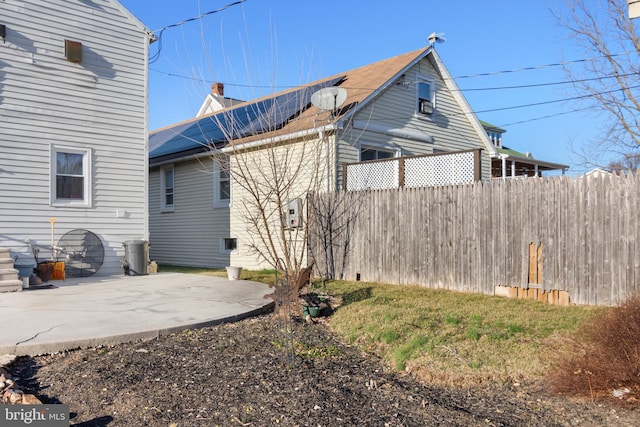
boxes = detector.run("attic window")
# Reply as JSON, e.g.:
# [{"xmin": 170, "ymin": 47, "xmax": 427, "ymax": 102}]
[
  {"xmin": 416, "ymin": 76, "xmax": 435, "ymax": 117},
  {"xmin": 65, "ymin": 40, "xmax": 82, "ymax": 63}
]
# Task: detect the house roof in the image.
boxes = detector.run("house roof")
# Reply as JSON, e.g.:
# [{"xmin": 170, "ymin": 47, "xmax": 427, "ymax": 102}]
[
  {"xmin": 495, "ymin": 146, "xmax": 569, "ymax": 171},
  {"xmin": 149, "ymin": 48, "xmax": 433, "ymax": 163},
  {"xmin": 480, "ymin": 120, "xmax": 506, "ymax": 134}
]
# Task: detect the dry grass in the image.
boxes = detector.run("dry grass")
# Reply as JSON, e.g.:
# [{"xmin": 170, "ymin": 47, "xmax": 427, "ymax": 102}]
[{"xmin": 547, "ymin": 295, "xmax": 640, "ymax": 402}]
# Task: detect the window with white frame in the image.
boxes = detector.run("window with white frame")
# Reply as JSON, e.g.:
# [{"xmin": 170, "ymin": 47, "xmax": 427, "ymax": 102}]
[
  {"xmin": 213, "ymin": 157, "xmax": 231, "ymax": 208},
  {"xmin": 416, "ymin": 75, "xmax": 435, "ymax": 117},
  {"xmin": 160, "ymin": 165, "xmax": 174, "ymax": 211},
  {"xmin": 360, "ymin": 144, "xmax": 399, "ymax": 161},
  {"xmin": 50, "ymin": 145, "xmax": 92, "ymax": 207}
]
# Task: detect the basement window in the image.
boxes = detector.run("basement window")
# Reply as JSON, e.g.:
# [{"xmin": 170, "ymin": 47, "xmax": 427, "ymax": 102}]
[
  {"xmin": 65, "ymin": 40, "xmax": 82, "ymax": 63},
  {"xmin": 221, "ymin": 238, "xmax": 237, "ymax": 253}
]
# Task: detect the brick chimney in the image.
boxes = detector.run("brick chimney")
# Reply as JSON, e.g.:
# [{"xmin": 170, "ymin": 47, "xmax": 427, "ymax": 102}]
[{"xmin": 211, "ymin": 82, "xmax": 224, "ymax": 97}]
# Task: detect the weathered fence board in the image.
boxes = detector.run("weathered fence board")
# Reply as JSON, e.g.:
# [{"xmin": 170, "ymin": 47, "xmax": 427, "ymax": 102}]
[{"xmin": 308, "ymin": 173, "xmax": 640, "ymax": 306}]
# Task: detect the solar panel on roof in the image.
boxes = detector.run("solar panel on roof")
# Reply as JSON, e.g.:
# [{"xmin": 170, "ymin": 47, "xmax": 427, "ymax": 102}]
[{"xmin": 149, "ymin": 76, "xmax": 345, "ymax": 160}]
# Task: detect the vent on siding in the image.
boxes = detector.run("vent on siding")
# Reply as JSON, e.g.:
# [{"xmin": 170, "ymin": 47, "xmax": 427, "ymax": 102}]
[{"xmin": 65, "ymin": 40, "xmax": 82, "ymax": 63}]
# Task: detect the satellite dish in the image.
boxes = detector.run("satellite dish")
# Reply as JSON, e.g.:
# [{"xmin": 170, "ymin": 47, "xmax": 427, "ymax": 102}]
[
  {"xmin": 427, "ymin": 32, "xmax": 446, "ymax": 46},
  {"xmin": 311, "ymin": 86, "xmax": 348, "ymax": 112}
]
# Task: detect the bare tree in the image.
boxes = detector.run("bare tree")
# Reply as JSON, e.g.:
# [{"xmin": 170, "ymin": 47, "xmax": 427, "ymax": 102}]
[
  {"xmin": 204, "ymin": 87, "xmax": 339, "ymax": 312},
  {"xmin": 554, "ymin": 0, "xmax": 640, "ymax": 169},
  {"xmin": 607, "ymin": 151, "xmax": 640, "ymax": 172},
  {"xmin": 307, "ymin": 190, "xmax": 365, "ymax": 281}
]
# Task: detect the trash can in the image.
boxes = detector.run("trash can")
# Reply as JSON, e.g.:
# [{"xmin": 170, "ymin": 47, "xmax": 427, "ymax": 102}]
[
  {"xmin": 11, "ymin": 251, "xmax": 36, "ymax": 278},
  {"xmin": 123, "ymin": 240, "xmax": 149, "ymax": 275}
]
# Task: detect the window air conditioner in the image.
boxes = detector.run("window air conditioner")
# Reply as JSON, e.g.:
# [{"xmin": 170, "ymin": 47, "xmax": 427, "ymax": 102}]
[{"xmin": 419, "ymin": 99, "xmax": 433, "ymax": 115}]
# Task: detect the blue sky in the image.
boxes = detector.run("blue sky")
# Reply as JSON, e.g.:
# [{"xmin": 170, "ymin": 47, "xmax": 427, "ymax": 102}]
[{"xmin": 120, "ymin": 0, "xmax": 614, "ymax": 174}]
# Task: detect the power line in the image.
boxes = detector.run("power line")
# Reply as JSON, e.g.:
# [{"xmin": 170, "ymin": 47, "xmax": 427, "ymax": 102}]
[
  {"xmin": 450, "ymin": 51, "xmax": 636, "ymax": 79},
  {"xmin": 473, "ymin": 84, "xmax": 640, "ymax": 114},
  {"xmin": 152, "ymin": 0, "xmax": 247, "ymax": 33},
  {"xmin": 459, "ymin": 72, "xmax": 638, "ymax": 92},
  {"xmin": 149, "ymin": 1, "xmax": 247, "ymax": 64}
]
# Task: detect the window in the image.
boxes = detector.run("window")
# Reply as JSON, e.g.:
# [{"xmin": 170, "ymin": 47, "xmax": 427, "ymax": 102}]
[
  {"xmin": 50, "ymin": 145, "xmax": 91, "ymax": 207},
  {"xmin": 213, "ymin": 157, "xmax": 231, "ymax": 208},
  {"xmin": 360, "ymin": 145, "xmax": 398, "ymax": 161},
  {"xmin": 416, "ymin": 75, "xmax": 435, "ymax": 117},
  {"xmin": 160, "ymin": 165, "xmax": 174, "ymax": 211},
  {"xmin": 220, "ymin": 237, "xmax": 237, "ymax": 253}
]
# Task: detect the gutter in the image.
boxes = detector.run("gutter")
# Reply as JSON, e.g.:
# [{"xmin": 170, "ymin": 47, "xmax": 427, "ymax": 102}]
[
  {"xmin": 149, "ymin": 124, "xmax": 338, "ymax": 168},
  {"xmin": 219, "ymin": 124, "xmax": 338, "ymax": 154}
]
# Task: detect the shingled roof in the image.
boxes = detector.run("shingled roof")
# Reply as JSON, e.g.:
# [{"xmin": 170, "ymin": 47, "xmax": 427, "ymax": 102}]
[{"xmin": 149, "ymin": 48, "xmax": 430, "ymax": 164}]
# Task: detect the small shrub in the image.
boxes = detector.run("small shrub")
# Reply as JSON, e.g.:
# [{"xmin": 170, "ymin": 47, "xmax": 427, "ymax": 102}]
[{"xmin": 547, "ymin": 295, "xmax": 640, "ymax": 400}]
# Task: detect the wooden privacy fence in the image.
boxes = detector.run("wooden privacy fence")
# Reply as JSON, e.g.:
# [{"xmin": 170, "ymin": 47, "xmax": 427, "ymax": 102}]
[{"xmin": 307, "ymin": 173, "xmax": 640, "ymax": 306}]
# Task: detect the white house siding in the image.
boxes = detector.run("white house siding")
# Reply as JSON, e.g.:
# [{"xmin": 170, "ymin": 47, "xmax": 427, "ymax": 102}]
[
  {"xmin": 149, "ymin": 158, "xmax": 232, "ymax": 268},
  {"xmin": 0, "ymin": 1, "xmax": 151, "ymax": 276},
  {"xmin": 336, "ymin": 58, "xmax": 491, "ymax": 185},
  {"xmin": 229, "ymin": 137, "xmax": 331, "ymax": 270}
]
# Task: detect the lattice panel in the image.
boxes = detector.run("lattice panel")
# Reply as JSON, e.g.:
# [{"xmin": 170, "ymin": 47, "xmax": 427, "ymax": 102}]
[
  {"xmin": 346, "ymin": 160, "xmax": 399, "ymax": 191},
  {"xmin": 405, "ymin": 151, "xmax": 475, "ymax": 187},
  {"xmin": 345, "ymin": 151, "xmax": 476, "ymax": 190}
]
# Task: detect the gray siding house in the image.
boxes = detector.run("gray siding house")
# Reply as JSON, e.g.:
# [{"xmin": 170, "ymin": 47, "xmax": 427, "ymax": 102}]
[
  {"xmin": 0, "ymin": 0, "xmax": 155, "ymax": 281},
  {"xmin": 148, "ymin": 47, "xmax": 498, "ymax": 270}
]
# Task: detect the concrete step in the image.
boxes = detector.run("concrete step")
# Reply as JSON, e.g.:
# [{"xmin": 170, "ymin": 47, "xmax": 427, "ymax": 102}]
[
  {"xmin": 0, "ymin": 258, "xmax": 15, "ymax": 270},
  {"xmin": 0, "ymin": 268, "xmax": 19, "ymax": 281},
  {"xmin": 0, "ymin": 279, "xmax": 23, "ymax": 293},
  {"xmin": 0, "ymin": 247, "xmax": 10, "ymax": 257},
  {"xmin": 0, "ymin": 268, "xmax": 18, "ymax": 282}
]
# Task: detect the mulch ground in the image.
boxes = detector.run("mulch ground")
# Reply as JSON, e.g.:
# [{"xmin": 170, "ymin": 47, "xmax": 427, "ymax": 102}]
[{"xmin": 7, "ymin": 313, "xmax": 640, "ymax": 426}]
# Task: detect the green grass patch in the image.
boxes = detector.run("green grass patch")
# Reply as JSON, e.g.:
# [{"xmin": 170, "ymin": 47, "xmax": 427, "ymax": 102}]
[{"xmin": 323, "ymin": 280, "xmax": 605, "ymax": 386}]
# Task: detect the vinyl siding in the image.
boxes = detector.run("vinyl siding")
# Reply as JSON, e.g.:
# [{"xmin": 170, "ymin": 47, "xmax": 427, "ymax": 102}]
[
  {"xmin": 149, "ymin": 158, "xmax": 231, "ymax": 268},
  {"xmin": 229, "ymin": 138, "xmax": 330, "ymax": 270},
  {"xmin": 0, "ymin": 0, "xmax": 151, "ymax": 276},
  {"xmin": 336, "ymin": 57, "xmax": 491, "ymax": 184}
]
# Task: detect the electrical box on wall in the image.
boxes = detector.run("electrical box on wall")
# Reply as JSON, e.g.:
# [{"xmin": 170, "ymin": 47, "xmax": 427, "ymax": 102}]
[{"xmin": 286, "ymin": 198, "xmax": 303, "ymax": 228}]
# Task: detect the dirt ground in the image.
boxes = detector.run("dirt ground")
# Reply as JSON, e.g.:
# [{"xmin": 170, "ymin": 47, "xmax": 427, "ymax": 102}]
[{"xmin": 7, "ymin": 313, "xmax": 640, "ymax": 426}]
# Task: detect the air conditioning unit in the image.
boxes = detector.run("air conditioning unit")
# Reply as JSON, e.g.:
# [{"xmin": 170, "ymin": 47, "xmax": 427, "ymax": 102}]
[{"xmin": 419, "ymin": 99, "xmax": 433, "ymax": 115}]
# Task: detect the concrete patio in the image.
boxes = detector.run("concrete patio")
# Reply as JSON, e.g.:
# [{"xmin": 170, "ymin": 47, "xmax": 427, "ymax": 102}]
[{"xmin": 0, "ymin": 272, "xmax": 273, "ymax": 356}]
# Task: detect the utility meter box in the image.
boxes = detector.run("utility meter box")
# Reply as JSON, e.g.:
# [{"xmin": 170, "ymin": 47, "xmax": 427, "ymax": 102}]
[{"xmin": 287, "ymin": 198, "xmax": 303, "ymax": 228}]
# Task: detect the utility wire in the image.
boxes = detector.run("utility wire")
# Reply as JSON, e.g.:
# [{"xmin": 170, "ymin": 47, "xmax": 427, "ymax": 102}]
[
  {"xmin": 473, "ymin": 84, "xmax": 640, "ymax": 114},
  {"xmin": 449, "ymin": 51, "xmax": 637, "ymax": 79},
  {"xmin": 152, "ymin": 0, "xmax": 247, "ymax": 33},
  {"xmin": 459, "ymin": 72, "xmax": 638, "ymax": 92},
  {"xmin": 149, "ymin": 1, "xmax": 247, "ymax": 64}
]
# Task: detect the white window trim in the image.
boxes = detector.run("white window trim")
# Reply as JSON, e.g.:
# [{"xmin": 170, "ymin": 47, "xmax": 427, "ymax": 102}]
[
  {"xmin": 415, "ymin": 73, "xmax": 436, "ymax": 119},
  {"xmin": 213, "ymin": 158, "xmax": 231, "ymax": 208},
  {"xmin": 50, "ymin": 145, "xmax": 92, "ymax": 208},
  {"xmin": 359, "ymin": 142, "xmax": 401, "ymax": 161},
  {"xmin": 160, "ymin": 164, "xmax": 175, "ymax": 212},
  {"xmin": 219, "ymin": 237, "xmax": 238, "ymax": 254}
]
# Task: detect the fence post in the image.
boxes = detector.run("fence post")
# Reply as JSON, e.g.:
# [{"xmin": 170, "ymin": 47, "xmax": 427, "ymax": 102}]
[
  {"xmin": 341, "ymin": 162, "xmax": 348, "ymax": 192},
  {"xmin": 474, "ymin": 149, "xmax": 482, "ymax": 182},
  {"xmin": 399, "ymin": 157, "xmax": 405, "ymax": 188}
]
